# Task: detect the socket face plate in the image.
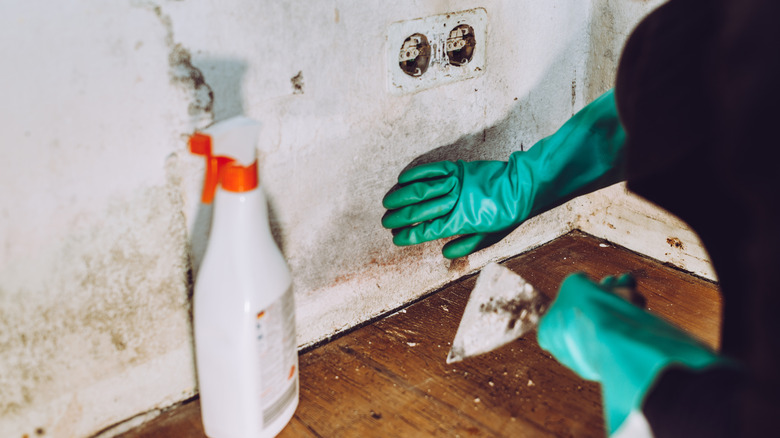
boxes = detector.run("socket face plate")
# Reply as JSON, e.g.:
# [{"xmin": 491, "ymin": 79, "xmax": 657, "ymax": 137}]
[{"xmin": 387, "ymin": 8, "xmax": 487, "ymax": 95}]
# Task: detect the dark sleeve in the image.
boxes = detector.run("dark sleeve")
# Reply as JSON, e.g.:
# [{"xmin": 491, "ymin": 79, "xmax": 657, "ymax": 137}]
[
  {"xmin": 642, "ymin": 366, "xmax": 743, "ymax": 438},
  {"xmin": 616, "ymin": 0, "xmax": 780, "ymax": 435},
  {"xmin": 644, "ymin": 366, "xmax": 780, "ymax": 437}
]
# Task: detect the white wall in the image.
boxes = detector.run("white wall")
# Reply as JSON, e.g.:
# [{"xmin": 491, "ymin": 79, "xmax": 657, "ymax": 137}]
[{"xmin": 0, "ymin": 1, "xmax": 688, "ymax": 437}]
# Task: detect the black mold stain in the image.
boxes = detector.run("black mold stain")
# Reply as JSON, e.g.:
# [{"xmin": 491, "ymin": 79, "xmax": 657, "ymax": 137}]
[
  {"xmin": 111, "ymin": 332, "xmax": 128, "ymax": 351},
  {"xmin": 448, "ymin": 256, "xmax": 469, "ymax": 272},
  {"xmin": 185, "ymin": 266, "xmax": 194, "ymax": 300},
  {"xmin": 0, "ymin": 187, "xmax": 191, "ymax": 418},
  {"xmin": 666, "ymin": 237, "xmax": 685, "ymax": 250},
  {"xmin": 169, "ymin": 44, "xmax": 215, "ymax": 116},
  {"xmin": 291, "ymin": 71, "xmax": 304, "ymax": 95},
  {"xmin": 571, "ymin": 72, "xmax": 577, "ymax": 114},
  {"xmin": 479, "ymin": 294, "xmax": 549, "ymax": 332},
  {"xmin": 146, "ymin": 3, "xmax": 214, "ymax": 118}
]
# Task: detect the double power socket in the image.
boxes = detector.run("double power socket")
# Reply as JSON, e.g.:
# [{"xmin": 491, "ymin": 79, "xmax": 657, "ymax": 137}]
[{"xmin": 387, "ymin": 8, "xmax": 487, "ymax": 95}]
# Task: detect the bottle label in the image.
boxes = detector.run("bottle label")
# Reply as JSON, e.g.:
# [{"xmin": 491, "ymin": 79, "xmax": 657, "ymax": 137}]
[{"xmin": 255, "ymin": 287, "xmax": 299, "ymax": 428}]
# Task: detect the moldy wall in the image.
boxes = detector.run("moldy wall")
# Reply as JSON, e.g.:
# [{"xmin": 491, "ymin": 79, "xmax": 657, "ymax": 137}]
[{"xmin": 0, "ymin": 1, "xmax": 690, "ymax": 437}]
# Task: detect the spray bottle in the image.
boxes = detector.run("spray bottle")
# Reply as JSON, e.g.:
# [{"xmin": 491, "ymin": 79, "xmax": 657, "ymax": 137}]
[{"xmin": 189, "ymin": 116, "xmax": 299, "ymax": 438}]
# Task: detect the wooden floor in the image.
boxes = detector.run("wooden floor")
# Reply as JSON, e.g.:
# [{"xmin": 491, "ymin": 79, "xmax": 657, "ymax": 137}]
[{"xmin": 118, "ymin": 231, "xmax": 721, "ymax": 438}]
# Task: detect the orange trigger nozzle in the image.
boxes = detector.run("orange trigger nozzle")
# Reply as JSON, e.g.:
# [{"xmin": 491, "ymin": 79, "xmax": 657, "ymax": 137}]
[
  {"xmin": 189, "ymin": 133, "xmax": 235, "ymax": 204},
  {"xmin": 189, "ymin": 132, "xmax": 257, "ymax": 203},
  {"xmin": 189, "ymin": 133, "xmax": 212, "ymax": 157}
]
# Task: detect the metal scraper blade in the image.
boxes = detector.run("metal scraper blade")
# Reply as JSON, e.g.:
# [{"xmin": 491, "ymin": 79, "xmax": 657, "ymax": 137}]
[{"xmin": 447, "ymin": 262, "xmax": 551, "ymax": 364}]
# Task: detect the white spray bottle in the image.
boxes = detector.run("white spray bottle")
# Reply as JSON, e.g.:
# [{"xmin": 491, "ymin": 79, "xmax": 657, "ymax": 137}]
[{"xmin": 189, "ymin": 116, "xmax": 299, "ymax": 438}]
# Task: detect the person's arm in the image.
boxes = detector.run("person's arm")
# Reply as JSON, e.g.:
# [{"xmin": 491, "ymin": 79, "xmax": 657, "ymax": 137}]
[{"xmin": 382, "ymin": 89, "xmax": 626, "ymax": 259}]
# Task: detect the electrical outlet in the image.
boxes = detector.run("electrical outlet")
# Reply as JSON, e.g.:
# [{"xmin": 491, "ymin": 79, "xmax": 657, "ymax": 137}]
[{"xmin": 387, "ymin": 8, "xmax": 487, "ymax": 95}]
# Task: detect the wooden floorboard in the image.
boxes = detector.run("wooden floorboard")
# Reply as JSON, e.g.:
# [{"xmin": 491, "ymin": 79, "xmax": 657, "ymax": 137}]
[{"xmin": 117, "ymin": 230, "xmax": 721, "ymax": 438}]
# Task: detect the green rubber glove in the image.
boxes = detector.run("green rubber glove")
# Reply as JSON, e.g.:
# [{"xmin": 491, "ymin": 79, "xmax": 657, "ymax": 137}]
[
  {"xmin": 537, "ymin": 272, "xmax": 727, "ymax": 434},
  {"xmin": 382, "ymin": 89, "xmax": 626, "ymax": 259}
]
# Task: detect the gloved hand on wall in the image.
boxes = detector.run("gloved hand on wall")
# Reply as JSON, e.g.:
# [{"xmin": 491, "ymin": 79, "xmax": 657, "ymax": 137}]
[
  {"xmin": 382, "ymin": 89, "xmax": 627, "ymax": 259},
  {"xmin": 537, "ymin": 272, "xmax": 729, "ymax": 434}
]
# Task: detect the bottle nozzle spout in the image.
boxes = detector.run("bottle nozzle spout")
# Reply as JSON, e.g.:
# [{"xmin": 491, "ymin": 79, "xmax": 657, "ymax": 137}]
[{"xmin": 189, "ymin": 117, "xmax": 260, "ymax": 204}]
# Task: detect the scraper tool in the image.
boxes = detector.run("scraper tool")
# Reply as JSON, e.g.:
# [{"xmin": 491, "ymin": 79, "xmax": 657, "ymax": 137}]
[{"xmin": 446, "ymin": 262, "xmax": 550, "ymax": 364}]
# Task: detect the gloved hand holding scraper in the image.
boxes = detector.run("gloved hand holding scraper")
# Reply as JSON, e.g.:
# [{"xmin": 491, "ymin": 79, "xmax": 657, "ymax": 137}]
[
  {"xmin": 446, "ymin": 262, "xmax": 645, "ymax": 364},
  {"xmin": 445, "ymin": 261, "xmax": 720, "ymax": 435}
]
